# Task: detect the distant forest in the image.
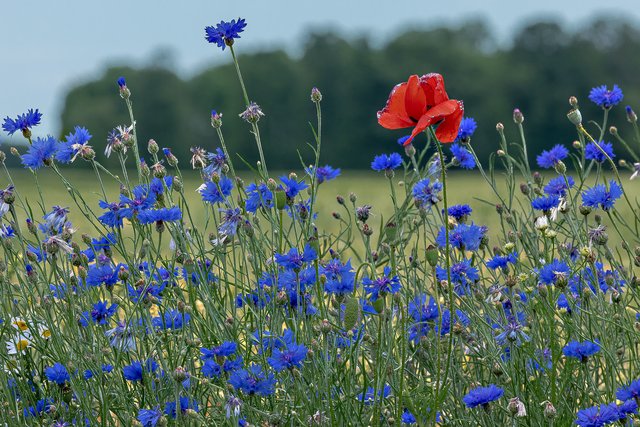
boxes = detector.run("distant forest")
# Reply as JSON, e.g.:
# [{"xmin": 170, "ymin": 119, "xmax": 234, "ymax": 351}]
[{"xmin": 40, "ymin": 17, "xmax": 640, "ymax": 169}]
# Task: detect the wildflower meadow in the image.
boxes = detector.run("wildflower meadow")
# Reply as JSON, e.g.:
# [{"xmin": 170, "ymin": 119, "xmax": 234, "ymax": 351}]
[{"xmin": 3, "ymin": 17, "xmax": 640, "ymax": 427}]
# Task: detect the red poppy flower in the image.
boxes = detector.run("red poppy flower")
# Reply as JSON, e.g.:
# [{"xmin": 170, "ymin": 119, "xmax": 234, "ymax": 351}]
[{"xmin": 377, "ymin": 73, "xmax": 464, "ymax": 146}]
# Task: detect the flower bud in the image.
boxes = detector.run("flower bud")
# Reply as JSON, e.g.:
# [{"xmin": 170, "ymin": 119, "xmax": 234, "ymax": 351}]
[
  {"xmin": 148, "ymin": 139, "xmax": 159, "ymax": 155},
  {"xmin": 569, "ymin": 96, "xmax": 578, "ymax": 107},
  {"xmin": 519, "ymin": 183, "xmax": 530, "ymax": 195},
  {"xmin": 543, "ymin": 402, "xmax": 556, "ymax": 419},
  {"xmin": 210, "ymin": 110, "xmax": 223, "ymax": 128},
  {"xmin": 496, "ymin": 122, "xmax": 504, "ymax": 133},
  {"xmin": 533, "ymin": 171, "xmax": 543, "ymax": 185},
  {"xmin": 310, "ymin": 87, "xmax": 322, "ymax": 103},
  {"xmin": 626, "ymin": 106, "xmax": 637, "ymax": 123},
  {"xmin": 513, "ymin": 108, "xmax": 524, "ymax": 124},
  {"xmin": 554, "ymin": 160, "xmax": 567, "ymax": 174},
  {"xmin": 567, "ymin": 109, "xmax": 582, "ymax": 125}
]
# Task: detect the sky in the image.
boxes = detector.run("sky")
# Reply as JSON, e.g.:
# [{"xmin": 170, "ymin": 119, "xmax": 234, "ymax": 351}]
[{"xmin": 1, "ymin": 0, "xmax": 638, "ymax": 137}]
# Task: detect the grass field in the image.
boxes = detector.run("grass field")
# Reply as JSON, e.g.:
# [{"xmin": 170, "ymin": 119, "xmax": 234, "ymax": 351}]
[{"xmin": 3, "ymin": 167, "xmax": 639, "ymax": 247}]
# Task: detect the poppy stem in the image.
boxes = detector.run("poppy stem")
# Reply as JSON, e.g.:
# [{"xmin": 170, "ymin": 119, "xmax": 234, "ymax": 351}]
[{"xmin": 431, "ymin": 132, "xmax": 454, "ymax": 424}]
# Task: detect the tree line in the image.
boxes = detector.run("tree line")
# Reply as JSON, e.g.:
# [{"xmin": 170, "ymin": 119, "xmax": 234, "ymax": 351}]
[{"xmin": 43, "ymin": 17, "xmax": 640, "ymax": 169}]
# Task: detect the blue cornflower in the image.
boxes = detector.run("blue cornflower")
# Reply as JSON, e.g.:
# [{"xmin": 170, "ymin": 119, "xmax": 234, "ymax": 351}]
[
  {"xmin": 575, "ymin": 402, "xmax": 619, "ymax": 426},
  {"xmin": 589, "ymin": 84, "xmax": 624, "ymax": 108},
  {"xmin": 617, "ymin": 379, "xmax": 640, "ymax": 401},
  {"xmin": 23, "ymin": 398, "xmax": 54, "ymax": 418},
  {"xmin": 409, "ymin": 294, "xmax": 439, "ymax": 322},
  {"xmin": 536, "ymin": 144, "xmax": 568, "ymax": 169},
  {"xmin": 219, "ymin": 207, "xmax": 243, "ymax": 236},
  {"xmin": 538, "ymin": 259, "xmax": 571, "ymax": 286},
  {"xmin": 412, "ymin": 178, "xmax": 443, "ymax": 209},
  {"xmin": 486, "ymin": 252, "xmax": 518, "ymax": 270},
  {"xmin": 201, "ymin": 359, "xmax": 222, "ymax": 378},
  {"xmin": 450, "ymin": 143, "xmax": 476, "ymax": 169},
  {"xmin": 307, "ymin": 165, "xmax": 341, "ymax": 184},
  {"xmin": 275, "ymin": 244, "xmax": 316, "ymax": 271},
  {"xmin": 371, "ymin": 153, "xmax": 403, "ymax": 172},
  {"xmin": 455, "ymin": 117, "xmax": 477, "ymax": 142},
  {"xmin": 531, "ymin": 195, "xmax": 560, "ymax": 212},
  {"xmin": 563, "ymin": 340, "xmax": 600, "ymax": 361},
  {"xmin": 582, "ymin": 180, "xmax": 623, "ymax": 210},
  {"xmin": 462, "ymin": 384, "xmax": 504, "ymax": 408},
  {"xmin": 267, "ymin": 341, "xmax": 307, "ymax": 372},
  {"xmin": 201, "ymin": 342, "xmax": 237, "ymax": 359},
  {"xmin": 436, "ymin": 259, "xmax": 479, "ymax": 296},
  {"xmin": 86, "ymin": 263, "xmax": 118, "ymax": 287},
  {"xmin": 447, "ymin": 204, "xmax": 472, "ymax": 221},
  {"xmin": 204, "ymin": 148, "xmax": 227, "ymax": 175},
  {"xmin": 56, "ymin": 126, "xmax": 92, "ymax": 164},
  {"xmin": 363, "ymin": 266, "xmax": 401, "ymax": 301},
  {"xmin": 322, "ymin": 258, "xmax": 355, "ymax": 294},
  {"xmin": 2, "ymin": 108, "xmax": 42, "ymax": 136},
  {"xmin": 401, "ymin": 408, "xmax": 417, "ymax": 425},
  {"xmin": 138, "ymin": 206, "xmax": 182, "ymax": 224},
  {"xmin": 205, "ymin": 18, "xmax": 247, "ymax": 50},
  {"xmin": 199, "ymin": 176, "xmax": 233, "ymax": 204},
  {"xmin": 21, "ymin": 136, "xmax": 57, "ymax": 169},
  {"xmin": 228, "ymin": 364, "xmax": 275, "ymax": 396},
  {"xmin": 279, "ymin": 176, "xmax": 308, "ymax": 199},
  {"xmin": 123, "ymin": 359, "xmax": 158, "ymax": 382},
  {"xmin": 90, "ymin": 301, "xmax": 118, "ymax": 325},
  {"xmin": 585, "ymin": 141, "xmax": 615, "ymax": 163},
  {"xmin": 152, "ymin": 309, "xmax": 190, "ymax": 330},
  {"xmin": 436, "ymin": 222, "xmax": 486, "ymax": 251},
  {"xmin": 358, "ymin": 384, "xmax": 391, "ymax": 405},
  {"xmin": 544, "ymin": 176, "xmax": 575, "ymax": 196},
  {"xmin": 40, "ymin": 206, "xmax": 70, "ymax": 235},
  {"xmin": 0, "ymin": 225, "xmax": 15, "ymax": 239},
  {"xmin": 495, "ymin": 320, "xmax": 531, "ymax": 346},
  {"xmin": 245, "ymin": 182, "xmax": 273, "ymax": 213},
  {"xmin": 45, "ymin": 362, "xmax": 70, "ymax": 385},
  {"xmin": 164, "ymin": 397, "xmax": 199, "ymax": 419},
  {"xmin": 138, "ymin": 407, "xmax": 162, "ymax": 427}
]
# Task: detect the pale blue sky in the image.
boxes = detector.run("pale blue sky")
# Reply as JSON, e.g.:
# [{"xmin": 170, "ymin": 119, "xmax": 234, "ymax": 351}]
[{"xmin": 1, "ymin": 0, "xmax": 637, "ymax": 137}]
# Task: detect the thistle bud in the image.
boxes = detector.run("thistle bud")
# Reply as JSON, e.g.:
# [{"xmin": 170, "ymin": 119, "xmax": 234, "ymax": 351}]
[
  {"xmin": 425, "ymin": 244, "xmax": 439, "ymax": 267},
  {"xmin": 404, "ymin": 143, "xmax": 416, "ymax": 157},
  {"xmin": 569, "ymin": 96, "xmax": 578, "ymax": 107},
  {"xmin": 573, "ymin": 140, "xmax": 582, "ymax": 149},
  {"xmin": 519, "ymin": 183, "xmax": 530, "ymax": 195},
  {"xmin": 579, "ymin": 205, "xmax": 592, "ymax": 216},
  {"xmin": 554, "ymin": 160, "xmax": 567, "ymax": 174},
  {"xmin": 513, "ymin": 109, "xmax": 524, "ymax": 124},
  {"xmin": 362, "ymin": 223, "xmax": 373, "ymax": 236}
]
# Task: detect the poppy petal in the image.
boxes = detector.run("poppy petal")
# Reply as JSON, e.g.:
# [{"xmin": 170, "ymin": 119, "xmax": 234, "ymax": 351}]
[
  {"xmin": 401, "ymin": 113, "xmax": 436, "ymax": 146},
  {"xmin": 404, "ymin": 75, "xmax": 426, "ymax": 122},
  {"xmin": 420, "ymin": 73, "xmax": 449, "ymax": 106},
  {"xmin": 377, "ymin": 82, "xmax": 414, "ymax": 129},
  {"xmin": 435, "ymin": 100, "xmax": 464, "ymax": 143}
]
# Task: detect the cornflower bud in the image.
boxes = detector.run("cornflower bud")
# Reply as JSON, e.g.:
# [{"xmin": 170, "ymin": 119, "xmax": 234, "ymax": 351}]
[
  {"xmin": 513, "ymin": 108, "xmax": 524, "ymax": 124},
  {"xmin": 310, "ymin": 87, "xmax": 322, "ymax": 103}
]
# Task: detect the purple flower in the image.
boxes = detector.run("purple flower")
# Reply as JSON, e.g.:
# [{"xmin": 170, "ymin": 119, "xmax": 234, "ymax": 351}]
[
  {"xmin": 585, "ymin": 141, "xmax": 615, "ymax": 163},
  {"xmin": 371, "ymin": 153, "xmax": 403, "ymax": 172},
  {"xmin": 582, "ymin": 180, "xmax": 623, "ymax": 210},
  {"xmin": 21, "ymin": 136, "xmax": 57, "ymax": 169}
]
